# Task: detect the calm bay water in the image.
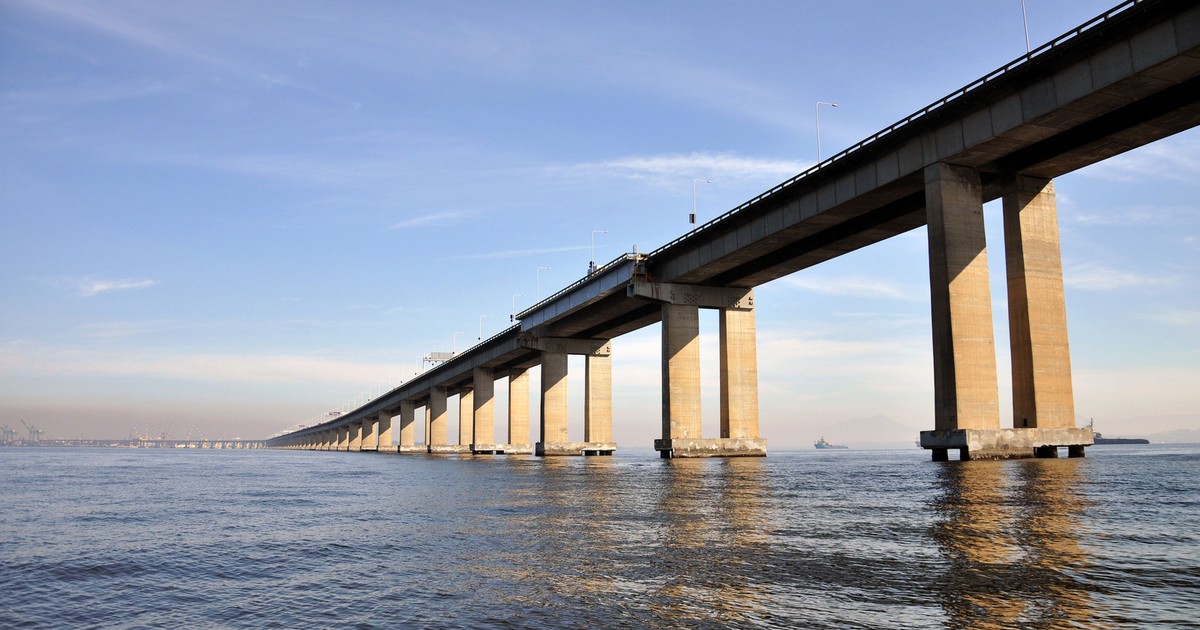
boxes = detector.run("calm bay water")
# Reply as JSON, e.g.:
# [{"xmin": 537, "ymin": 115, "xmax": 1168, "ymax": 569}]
[{"xmin": 2, "ymin": 444, "xmax": 1198, "ymax": 628}]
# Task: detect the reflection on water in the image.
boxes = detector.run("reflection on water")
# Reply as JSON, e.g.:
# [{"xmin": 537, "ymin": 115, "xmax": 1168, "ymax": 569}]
[{"xmin": 931, "ymin": 459, "xmax": 1093, "ymax": 629}]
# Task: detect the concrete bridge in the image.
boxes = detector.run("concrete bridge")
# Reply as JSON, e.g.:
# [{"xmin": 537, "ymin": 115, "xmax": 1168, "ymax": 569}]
[{"xmin": 267, "ymin": 0, "xmax": 1200, "ymax": 460}]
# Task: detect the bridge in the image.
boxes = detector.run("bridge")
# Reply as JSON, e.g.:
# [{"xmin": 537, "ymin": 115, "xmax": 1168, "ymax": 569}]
[{"xmin": 267, "ymin": 0, "xmax": 1200, "ymax": 461}]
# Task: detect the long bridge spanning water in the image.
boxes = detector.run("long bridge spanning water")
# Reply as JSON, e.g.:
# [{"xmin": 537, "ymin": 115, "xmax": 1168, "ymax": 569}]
[{"xmin": 268, "ymin": 0, "xmax": 1200, "ymax": 460}]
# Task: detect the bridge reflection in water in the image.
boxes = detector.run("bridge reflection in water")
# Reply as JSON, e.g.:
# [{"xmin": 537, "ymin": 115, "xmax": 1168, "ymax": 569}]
[{"xmin": 932, "ymin": 458, "xmax": 1093, "ymax": 628}]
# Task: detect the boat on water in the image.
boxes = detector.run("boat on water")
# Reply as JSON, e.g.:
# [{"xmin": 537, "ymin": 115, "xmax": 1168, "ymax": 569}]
[
  {"xmin": 814, "ymin": 436, "xmax": 848, "ymax": 450},
  {"xmin": 1088, "ymin": 419, "xmax": 1149, "ymax": 445}
]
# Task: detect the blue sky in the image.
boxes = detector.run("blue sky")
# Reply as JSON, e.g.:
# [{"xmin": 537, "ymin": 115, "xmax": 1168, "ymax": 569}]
[{"xmin": 2, "ymin": 0, "xmax": 1197, "ymax": 446}]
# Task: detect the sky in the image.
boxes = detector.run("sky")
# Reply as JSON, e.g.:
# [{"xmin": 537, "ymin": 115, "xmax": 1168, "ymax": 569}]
[{"xmin": 2, "ymin": 0, "xmax": 1197, "ymax": 448}]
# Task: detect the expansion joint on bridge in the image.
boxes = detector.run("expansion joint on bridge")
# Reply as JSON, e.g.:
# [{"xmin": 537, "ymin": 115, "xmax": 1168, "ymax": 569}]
[{"xmin": 628, "ymin": 281, "xmax": 753, "ymax": 310}]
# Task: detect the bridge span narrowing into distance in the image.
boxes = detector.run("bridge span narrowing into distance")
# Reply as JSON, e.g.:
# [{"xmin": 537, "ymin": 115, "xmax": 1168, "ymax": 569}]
[{"xmin": 268, "ymin": 0, "xmax": 1200, "ymax": 461}]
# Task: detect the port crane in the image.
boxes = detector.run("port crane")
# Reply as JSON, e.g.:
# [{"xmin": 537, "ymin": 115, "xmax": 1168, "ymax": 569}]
[
  {"xmin": 1, "ymin": 425, "xmax": 16, "ymax": 445},
  {"xmin": 21, "ymin": 420, "xmax": 43, "ymax": 444}
]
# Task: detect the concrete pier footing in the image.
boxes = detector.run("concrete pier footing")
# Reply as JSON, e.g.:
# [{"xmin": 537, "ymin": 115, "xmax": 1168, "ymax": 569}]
[
  {"xmin": 397, "ymin": 445, "xmax": 427, "ymax": 454},
  {"xmin": 536, "ymin": 441, "xmax": 617, "ymax": 456},
  {"xmin": 920, "ymin": 428, "xmax": 1094, "ymax": 460},
  {"xmin": 654, "ymin": 438, "xmax": 767, "ymax": 458},
  {"xmin": 428, "ymin": 444, "xmax": 472, "ymax": 454}
]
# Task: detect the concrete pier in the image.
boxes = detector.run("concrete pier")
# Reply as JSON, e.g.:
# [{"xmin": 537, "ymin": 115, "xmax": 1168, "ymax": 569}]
[
  {"xmin": 1002, "ymin": 176, "xmax": 1077, "ymax": 430},
  {"xmin": 505, "ymin": 367, "xmax": 533, "ymax": 454},
  {"xmin": 926, "ymin": 162, "xmax": 1001, "ymax": 433}
]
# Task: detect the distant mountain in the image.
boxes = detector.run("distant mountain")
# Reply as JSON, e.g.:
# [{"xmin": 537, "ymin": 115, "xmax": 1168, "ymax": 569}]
[{"xmin": 1146, "ymin": 428, "xmax": 1200, "ymax": 443}]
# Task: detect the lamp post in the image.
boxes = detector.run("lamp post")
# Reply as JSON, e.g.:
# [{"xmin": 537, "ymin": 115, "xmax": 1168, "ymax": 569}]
[
  {"xmin": 590, "ymin": 230, "xmax": 607, "ymax": 275},
  {"xmin": 452, "ymin": 332, "xmax": 463, "ymax": 353},
  {"xmin": 691, "ymin": 179, "xmax": 711, "ymax": 225},
  {"xmin": 511, "ymin": 293, "xmax": 524, "ymax": 322},
  {"xmin": 478, "ymin": 314, "xmax": 490, "ymax": 340},
  {"xmin": 1020, "ymin": 0, "xmax": 1031, "ymax": 54},
  {"xmin": 816, "ymin": 101, "xmax": 838, "ymax": 162},
  {"xmin": 536, "ymin": 266, "xmax": 551, "ymax": 300}
]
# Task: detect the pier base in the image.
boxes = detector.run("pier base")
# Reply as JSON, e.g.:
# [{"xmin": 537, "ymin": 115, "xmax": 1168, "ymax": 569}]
[
  {"xmin": 654, "ymin": 438, "xmax": 767, "ymax": 458},
  {"xmin": 428, "ymin": 444, "xmax": 472, "ymax": 454},
  {"xmin": 535, "ymin": 441, "xmax": 617, "ymax": 456},
  {"xmin": 501, "ymin": 443, "xmax": 533, "ymax": 454},
  {"xmin": 397, "ymin": 445, "xmax": 427, "ymax": 454},
  {"xmin": 471, "ymin": 443, "xmax": 507, "ymax": 455},
  {"xmin": 919, "ymin": 428, "xmax": 1094, "ymax": 461}
]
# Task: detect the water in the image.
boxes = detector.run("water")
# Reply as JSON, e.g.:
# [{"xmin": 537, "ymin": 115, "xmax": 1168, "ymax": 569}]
[{"xmin": 2, "ymin": 445, "xmax": 1197, "ymax": 629}]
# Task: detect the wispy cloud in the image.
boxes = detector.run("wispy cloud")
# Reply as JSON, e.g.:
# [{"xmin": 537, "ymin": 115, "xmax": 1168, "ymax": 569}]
[
  {"xmin": 1072, "ymin": 204, "xmax": 1196, "ymax": 226},
  {"xmin": 0, "ymin": 341, "xmax": 407, "ymax": 386},
  {"xmin": 388, "ymin": 211, "xmax": 472, "ymax": 231},
  {"xmin": 1064, "ymin": 262, "xmax": 1175, "ymax": 291},
  {"xmin": 1082, "ymin": 135, "xmax": 1200, "ymax": 183},
  {"xmin": 568, "ymin": 152, "xmax": 807, "ymax": 186},
  {"xmin": 77, "ymin": 277, "xmax": 158, "ymax": 297},
  {"xmin": 781, "ymin": 275, "xmax": 923, "ymax": 301},
  {"xmin": 1146, "ymin": 308, "xmax": 1200, "ymax": 327}
]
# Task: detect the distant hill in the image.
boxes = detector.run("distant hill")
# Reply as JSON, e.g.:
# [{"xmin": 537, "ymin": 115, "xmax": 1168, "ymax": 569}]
[{"xmin": 1146, "ymin": 428, "xmax": 1200, "ymax": 443}]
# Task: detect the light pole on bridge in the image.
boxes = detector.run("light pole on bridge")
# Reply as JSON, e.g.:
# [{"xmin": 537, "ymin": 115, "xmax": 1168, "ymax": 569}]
[
  {"xmin": 816, "ymin": 100, "xmax": 838, "ymax": 162},
  {"xmin": 691, "ymin": 179, "xmax": 711, "ymax": 225},
  {"xmin": 590, "ymin": 229, "xmax": 607, "ymax": 275}
]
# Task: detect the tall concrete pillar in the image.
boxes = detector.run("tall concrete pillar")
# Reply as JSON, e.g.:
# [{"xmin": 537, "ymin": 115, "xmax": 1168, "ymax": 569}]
[
  {"xmin": 338, "ymin": 425, "xmax": 349, "ymax": 451},
  {"xmin": 925, "ymin": 162, "xmax": 1000, "ymax": 432},
  {"xmin": 539, "ymin": 352, "xmax": 569, "ymax": 446},
  {"xmin": 398, "ymin": 400, "xmax": 421, "ymax": 452},
  {"xmin": 1003, "ymin": 176, "xmax": 1076, "ymax": 429},
  {"xmin": 662, "ymin": 302, "xmax": 702, "ymax": 442},
  {"xmin": 472, "ymin": 368, "xmax": 498, "ymax": 452},
  {"xmin": 508, "ymin": 367, "xmax": 532, "ymax": 452},
  {"xmin": 429, "ymin": 388, "xmax": 448, "ymax": 449},
  {"xmin": 585, "ymin": 353, "xmax": 612, "ymax": 443},
  {"xmin": 377, "ymin": 410, "xmax": 393, "ymax": 450},
  {"xmin": 362, "ymin": 415, "xmax": 378, "ymax": 451},
  {"xmin": 720, "ymin": 300, "xmax": 759, "ymax": 440},
  {"xmin": 349, "ymin": 421, "xmax": 363, "ymax": 451},
  {"xmin": 458, "ymin": 387, "xmax": 474, "ymax": 447}
]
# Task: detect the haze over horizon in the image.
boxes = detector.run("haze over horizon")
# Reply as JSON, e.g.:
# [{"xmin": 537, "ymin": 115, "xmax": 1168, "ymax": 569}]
[{"xmin": 3, "ymin": 0, "xmax": 1197, "ymax": 448}]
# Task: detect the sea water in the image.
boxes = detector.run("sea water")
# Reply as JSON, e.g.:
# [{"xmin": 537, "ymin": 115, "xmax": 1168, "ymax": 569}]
[{"xmin": 1, "ymin": 444, "xmax": 1197, "ymax": 628}]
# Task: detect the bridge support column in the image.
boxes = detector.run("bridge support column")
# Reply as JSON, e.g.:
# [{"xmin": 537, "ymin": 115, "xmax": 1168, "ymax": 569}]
[
  {"xmin": 397, "ymin": 400, "xmax": 423, "ymax": 453},
  {"xmin": 428, "ymin": 387, "xmax": 456, "ymax": 453},
  {"xmin": 536, "ymin": 352, "xmax": 570, "ymax": 455},
  {"xmin": 349, "ymin": 421, "xmax": 363, "ymax": 452},
  {"xmin": 919, "ymin": 165, "xmax": 1091, "ymax": 459},
  {"xmin": 362, "ymin": 416, "xmax": 378, "ymax": 452},
  {"xmin": 584, "ymin": 353, "xmax": 612, "ymax": 449},
  {"xmin": 338, "ymin": 425, "xmax": 350, "ymax": 451},
  {"xmin": 377, "ymin": 410, "xmax": 395, "ymax": 453},
  {"xmin": 631, "ymin": 282, "xmax": 765, "ymax": 458},
  {"xmin": 505, "ymin": 368, "xmax": 533, "ymax": 454},
  {"xmin": 451, "ymin": 387, "xmax": 474, "ymax": 454},
  {"xmin": 473, "ymin": 368, "xmax": 503, "ymax": 454},
  {"xmin": 720, "ymin": 302, "xmax": 762, "ymax": 445}
]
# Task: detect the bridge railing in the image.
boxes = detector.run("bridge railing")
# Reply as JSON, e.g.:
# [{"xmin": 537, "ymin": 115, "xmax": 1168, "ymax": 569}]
[{"xmin": 646, "ymin": 0, "xmax": 1144, "ymax": 261}]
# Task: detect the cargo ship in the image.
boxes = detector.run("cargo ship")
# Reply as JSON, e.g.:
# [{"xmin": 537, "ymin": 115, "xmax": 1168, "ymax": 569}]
[{"xmin": 814, "ymin": 436, "xmax": 848, "ymax": 450}]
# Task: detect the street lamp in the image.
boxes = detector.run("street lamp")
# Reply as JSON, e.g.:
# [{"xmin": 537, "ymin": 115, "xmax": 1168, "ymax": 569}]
[
  {"xmin": 478, "ymin": 314, "xmax": 490, "ymax": 340},
  {"xmin": 816, "ymin": 101, "xmax": 838, "ymax": 162},
  {"xmin": 511, "ymin": 293, "xmax": 524, "ymax": 322},
  {"xmin": 691, "ymin": 178, "xmax": 712, "ymax": 225},
  {"xmin": 590, "ymin": 229, "xmax": 607, "ymax": 275},
  {"xmin": 536, "ymin": 266, "xmax": 551, "ymax": 300},
  {"xmin": 1020, "ymin": 0, "xmax": 1031, "ymax": 54},
  {"xmin": 452, "ymin": 332, "xmax": 463, "ymax": 353}
]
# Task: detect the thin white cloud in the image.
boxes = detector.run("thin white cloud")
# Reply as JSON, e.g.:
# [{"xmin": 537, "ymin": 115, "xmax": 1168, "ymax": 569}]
[
  {"xmin": 388, "ymin": 211, "xmax": 472, "ymax": 231},
  {"xmin": 1145, "ymin": 308, "xmax": 1200, "ymax": 327},
  {"xmin": 781, "ymin": 275, "xmax": 923, "ymax": 301},
  {"xmin": 1064, "ymin": 262, "xmax": 1175, "ymax": 292},
  {"xmin": 571, "ymin": 152, "xmax": 807, "ymax": 185},
  {"xmin": 1072, "ymin": 204, "xmax": 1196, "ymax": 226},
  {"xmin": 0, "ymin": 341, "xmax": 407, "ymax": 386},
  {"xmin": 77, "ymin": 278, "xmax": 157, "ymax": 297},
  {"xmin": 1083, "ymin": 134, "xmax": 1200, "ymax": 183}
]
